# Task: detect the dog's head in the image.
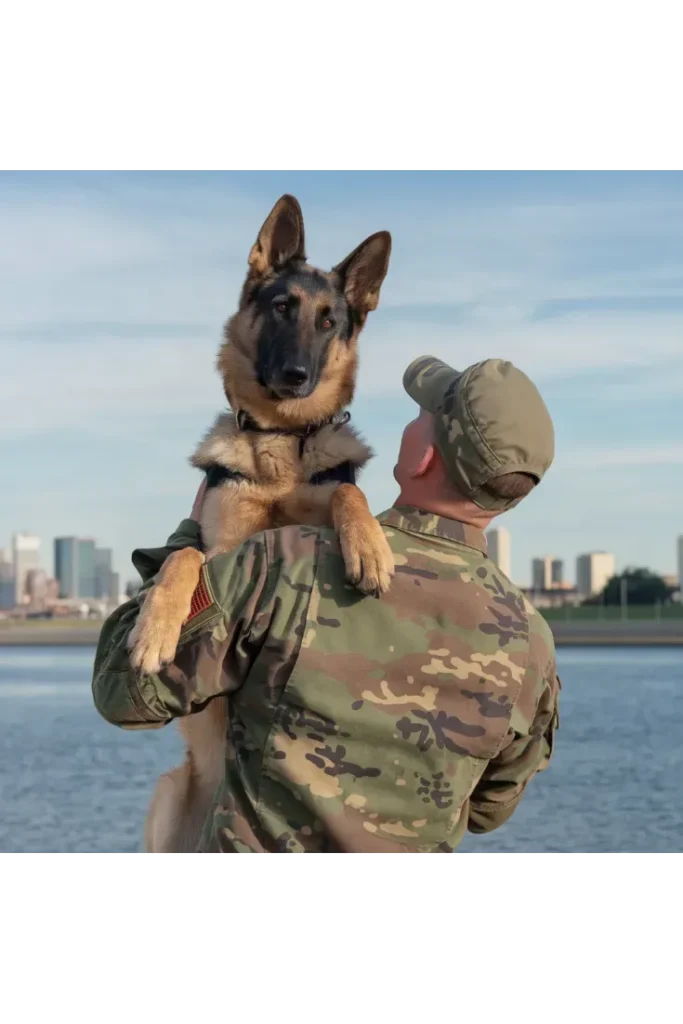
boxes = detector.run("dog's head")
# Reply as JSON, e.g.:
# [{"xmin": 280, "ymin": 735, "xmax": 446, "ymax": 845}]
[{"xmin": 218, "ymin": 194, "xmax": 391, "ymax": 428}]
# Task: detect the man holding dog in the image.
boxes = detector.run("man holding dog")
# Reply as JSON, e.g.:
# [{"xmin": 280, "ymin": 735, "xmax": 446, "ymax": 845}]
[{"xmin": 93, "ymin": 354, "xmax": 560, "ymax": 853}]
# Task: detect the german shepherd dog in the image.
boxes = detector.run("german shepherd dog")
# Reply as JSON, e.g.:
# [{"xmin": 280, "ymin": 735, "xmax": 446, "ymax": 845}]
[{"xmin": 127, "ymin": 195, "xmax": 394, "ymax": 853}]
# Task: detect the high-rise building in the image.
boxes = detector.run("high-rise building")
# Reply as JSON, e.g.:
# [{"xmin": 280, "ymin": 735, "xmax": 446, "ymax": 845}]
[
  {"xmin": 54, "ymin": 537, "xmax": 97, "ymax": 599},
  {"xmin": 55, "ymin": 538, "xmax": 76, "ymax": 598},
  {"xmin": 0, "ymin": 549, "xmax": 12, "ymax": 581},
  {"xmin": 486, "ymin": 527, "xmax": 511, "ymax": 579},
  {"xmin": 677, "ymin": 536, "xmax": 683, "ymax": 599},
  {"xmin": 532, "ymin": 556, "xmax": 564, "ymax": 591},
  {"xmin": 94, "ymin": 547, "xmax": 113, "ymax": 599},
  {"xmin": 531, "ymin": 556, "xmax": 552, "ymax": 591},
  {"xmin": 576, "ymin": 552, "xmax": 616, "ymax": 597},
  {"xmin": 25, "ymin": 568, "xmax": 49, "ymax": 601},
  {"xmin": 108, "ymin": 571, "xmax": 121, "ymax": 604},
  {"xmin": 12, "ymin": 533, "xmax": 41, "ymax": 605},
  {"xmin": 0, "ymin": 550, "xmax": 14, "ymax": 610}
]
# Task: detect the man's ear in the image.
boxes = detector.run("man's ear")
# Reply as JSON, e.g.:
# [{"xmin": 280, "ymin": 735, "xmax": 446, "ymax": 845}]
[
  {"xmin": 412, "ymin": 444, "xmax": 436, "ymax": 479},
  {"xmin": 332, "ymin": 231, "xmax": 392, "ymax": 320},
  {"xmin": 248, "ymin": 195, "xmax": 306, "ymax": 276}
]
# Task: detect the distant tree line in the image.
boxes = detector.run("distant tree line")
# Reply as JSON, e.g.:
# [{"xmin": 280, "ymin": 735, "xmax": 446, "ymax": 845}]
[{"xmin": 583, "ymin": 567, "xmax": 678, "ymax": 607}]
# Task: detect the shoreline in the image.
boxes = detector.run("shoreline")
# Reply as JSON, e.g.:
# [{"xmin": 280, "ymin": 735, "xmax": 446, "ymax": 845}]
[{"xmin": 1, "ymin": 622, "xmax": 682, "ymax": 648}]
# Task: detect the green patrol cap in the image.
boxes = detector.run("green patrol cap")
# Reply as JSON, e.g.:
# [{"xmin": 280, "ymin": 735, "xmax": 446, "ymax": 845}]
[{"xmin": 402, "ymin": 355, "xmax": 555, "ymax": 511}]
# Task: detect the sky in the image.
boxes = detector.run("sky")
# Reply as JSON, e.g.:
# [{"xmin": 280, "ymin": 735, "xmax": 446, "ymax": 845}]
[{"xmin": 2, "ymin": 170, "xmax": 682, "ymax": 587}]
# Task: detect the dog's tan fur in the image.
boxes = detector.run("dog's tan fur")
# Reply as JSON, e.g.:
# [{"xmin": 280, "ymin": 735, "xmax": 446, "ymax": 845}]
[{"xmin": 127, "ymin": 195, "xmax": 393, "ymax": 853}]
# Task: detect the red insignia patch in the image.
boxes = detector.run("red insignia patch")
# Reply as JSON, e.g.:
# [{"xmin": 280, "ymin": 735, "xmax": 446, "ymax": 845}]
[{"xmin": 185, "ymin": 571, "xmax": 213, "ymax": 624}]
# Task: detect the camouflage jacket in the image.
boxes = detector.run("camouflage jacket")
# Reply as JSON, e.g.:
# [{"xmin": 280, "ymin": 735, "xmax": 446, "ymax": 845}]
[{"xmin": 92, "ymin": 505, "xmax": 560, "ymax": 853}]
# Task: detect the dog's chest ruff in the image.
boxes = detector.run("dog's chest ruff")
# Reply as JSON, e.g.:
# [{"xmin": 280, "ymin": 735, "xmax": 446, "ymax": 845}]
[{"xmin": 191, "ymin": 411, "xmax": 372, "ymax": 492}]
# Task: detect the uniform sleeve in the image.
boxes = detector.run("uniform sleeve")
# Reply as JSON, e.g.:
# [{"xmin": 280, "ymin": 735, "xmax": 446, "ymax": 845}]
[
  {"xmin": 92, "ymin": 531, "xmax": 273, "ymax": 730},
  {"xmin": 467, "ymin": 665, "xmax": 561, "ymax": 834},
  {"xmin": 131, "ymin": 518, "xmax": 203, "ymax": 584}
]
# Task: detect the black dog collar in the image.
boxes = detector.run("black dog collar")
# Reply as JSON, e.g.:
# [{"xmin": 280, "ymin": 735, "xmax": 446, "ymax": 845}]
[{"xmin": 234, "ymin": 408, "xmax": 351, "ymax": 455}]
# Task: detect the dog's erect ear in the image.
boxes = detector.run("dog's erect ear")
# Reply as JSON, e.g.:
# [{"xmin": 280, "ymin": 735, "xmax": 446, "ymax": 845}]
[
  {"xmin": 332, "ymin": 231, "xmax": 392, "ymax": 316},
  {"xmin": 248, "ymin": 195, "xmax": 306, "ymax": 276}
]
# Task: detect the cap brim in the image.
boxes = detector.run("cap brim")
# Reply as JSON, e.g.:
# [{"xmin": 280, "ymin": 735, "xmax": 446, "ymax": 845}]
[{"xmin": 402, "ymin": 355, "xmax": 461, "ymax": 415}]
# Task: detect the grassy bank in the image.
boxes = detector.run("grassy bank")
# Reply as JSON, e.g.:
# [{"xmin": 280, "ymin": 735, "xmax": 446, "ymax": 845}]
[
  {"xmin": 0, "ymin": 618, "xmax": 102, "ymax": 646},
  {"xmin": 2, "ymin": 602, "xmax": 682, "ymax": 650},
  {"xmin": 541, "ymin": 604, "xmax": 683, "ymax": 622}
]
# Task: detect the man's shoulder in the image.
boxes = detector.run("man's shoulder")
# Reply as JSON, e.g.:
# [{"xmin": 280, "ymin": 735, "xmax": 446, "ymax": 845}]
[
  {"xmin": 526, "ymin": 598, "xmax": 557, "ymax": 669},
  {"xmin": 206, "ymin": 523, "xmax": 325, "ymax": 598}
]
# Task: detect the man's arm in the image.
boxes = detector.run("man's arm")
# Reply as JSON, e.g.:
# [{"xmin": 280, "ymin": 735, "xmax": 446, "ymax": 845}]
[
  {"xmin": 92, "ymin": 528, "xmax": 271, "ymax": 730},
  {"xmin": 467, "ymin": 664, "xmax": 561, "ymax": 834}
]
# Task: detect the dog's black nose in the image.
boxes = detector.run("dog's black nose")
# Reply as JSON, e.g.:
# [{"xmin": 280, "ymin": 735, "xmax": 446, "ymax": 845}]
[{"xmin": 281, "ymin": 364, "xmax": 309, "ymax": 387}]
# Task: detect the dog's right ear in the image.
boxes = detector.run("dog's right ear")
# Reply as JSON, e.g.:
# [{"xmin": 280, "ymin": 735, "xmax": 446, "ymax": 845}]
[{"xmin": 248, "ymin": 195, "xmax": 306, "ymax": 277}]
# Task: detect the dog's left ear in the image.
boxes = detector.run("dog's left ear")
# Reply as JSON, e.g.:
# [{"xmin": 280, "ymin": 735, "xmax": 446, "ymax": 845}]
[{"xmin": 332, "ymin": 231, "xmax": 392, "ymax": 318}]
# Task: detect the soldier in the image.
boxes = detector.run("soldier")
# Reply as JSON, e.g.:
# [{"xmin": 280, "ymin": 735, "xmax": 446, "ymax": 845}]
[{"xmin": 92, "ymin": 355, "xmax": 560, "ymax": 852}]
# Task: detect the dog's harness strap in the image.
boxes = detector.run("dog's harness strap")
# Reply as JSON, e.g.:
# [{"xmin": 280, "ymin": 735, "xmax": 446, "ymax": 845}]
[
  {"xmin": 231, "ymin": 408, "xmax": 357, "ymax": 483},
  {"xmin": 309, "ymin": 460, "xmax": 357, "ymax": 487}
]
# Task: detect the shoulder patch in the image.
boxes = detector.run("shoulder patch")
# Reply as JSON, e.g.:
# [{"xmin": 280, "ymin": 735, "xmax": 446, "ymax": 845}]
[
  {"xmin": 309, "ymin": 460, "xmax": 357, "ymax": 487},
  {"xmin": 185, "ymin": 569, "xmax": 214, "ymax": 624}
]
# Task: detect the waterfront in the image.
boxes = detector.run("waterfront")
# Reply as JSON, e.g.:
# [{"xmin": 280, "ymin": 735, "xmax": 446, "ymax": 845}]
[
  {"xmin": 0, "ymin": 645, "xmax": 682, "ymax": 853},
  {"xmin": 1, "ymin": 614, "xmax": 681, "ymax": 647}
]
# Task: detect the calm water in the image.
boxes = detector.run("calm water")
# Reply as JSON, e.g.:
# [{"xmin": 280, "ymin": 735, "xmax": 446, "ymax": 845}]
[{"xmin": 0, "ymin": 645, "xmax": 681, "ymax": 853}]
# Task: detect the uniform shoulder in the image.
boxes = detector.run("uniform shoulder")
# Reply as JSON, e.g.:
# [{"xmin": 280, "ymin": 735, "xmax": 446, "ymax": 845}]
[
  {"xmin": 271, "ymin": 522, "xmax": 333, "ymax": 557},
  {"xmin": 525, "ymin": 596, "xmax": 557, "ymax": 672}
]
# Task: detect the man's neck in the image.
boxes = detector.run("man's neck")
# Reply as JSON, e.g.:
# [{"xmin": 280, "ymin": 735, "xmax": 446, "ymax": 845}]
[{"xmin": 393, "ymin": 492, "xmax": 493, "ymax": 531}]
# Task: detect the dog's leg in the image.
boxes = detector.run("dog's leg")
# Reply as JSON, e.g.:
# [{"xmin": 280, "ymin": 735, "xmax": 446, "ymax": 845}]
[
  {"xmin": 142, "ymin": 492, "xmax": 273, "ymax": 852},
  {"xmin": 143, "ymin": 702, "xmax": 227, "ymax": 854},
  {"xmin": 330, "ymin": 483, "xmax": 394, "ymax": 596},
  {"xmin": 144, "ymin": 760, "xmax": 194, "ymax": 853},
  {"xmin": 128, "ymin": 547, "xmax": 205, "ymax": 675}
]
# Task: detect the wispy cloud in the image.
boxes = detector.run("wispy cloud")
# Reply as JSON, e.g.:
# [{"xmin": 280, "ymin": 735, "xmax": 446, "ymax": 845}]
[
  {"xmin": 2, "ymin": 171, "xmax": 682, "ymax": 582},
  {"xmin": 562, "ymin": 444, "xmax": 683, "ymax": 469}
]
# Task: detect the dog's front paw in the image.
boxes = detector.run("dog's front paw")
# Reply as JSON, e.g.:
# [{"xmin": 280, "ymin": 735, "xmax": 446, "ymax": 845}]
[
  {"xmin": 338, "ymin": 518, "xmax": 394, "ymax": 597},
  {"xmin": 127, "ymin": 595, "xmax": 183, "ymax": 675}
]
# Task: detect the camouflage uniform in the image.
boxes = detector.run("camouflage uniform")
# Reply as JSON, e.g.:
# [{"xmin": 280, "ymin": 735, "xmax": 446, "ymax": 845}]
[{"xmin": 92, "ymin": 356, "xmax": 560, "ymax": 852}]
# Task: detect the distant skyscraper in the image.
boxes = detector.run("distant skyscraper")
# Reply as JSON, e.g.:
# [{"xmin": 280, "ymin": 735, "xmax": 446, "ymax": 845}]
[
  {"xmin": 531, "ymin": 556, "xmax": 552, "ymax": 591},
  {"xmin": 0, "ymin": 550, "xmax": 14, "ymax": 610},
  {"xmin": 25, "ymin": 569, "xmax": 51, "ymax": 607},
  {"xmin": 677, "ymin": 536, "xmax": 683, "ymax": 596},
  {"xmin": 12, "ymin": 533, "xmax": 41, "ymax": 605},
  {"xmin": 531, "ymin": 555, "xmax": 563, "ymax": 590},
  {"xmin": 0, "ymin": 549, "xmax": 12, "ymax": 581},
  {"xmin": 576, "ymin": 552, "xmax": 616, "ymax": 597},
  {"xmin": 94, "ymin": 547, "xmax": 113, "ymax": 599},
  {"xmin": 486, "ymin": 527, "xmax": 511, "ymax": 579},
  {"xmin": 54, "ymin": 537, "xmax": 97, "ymax": 599}
]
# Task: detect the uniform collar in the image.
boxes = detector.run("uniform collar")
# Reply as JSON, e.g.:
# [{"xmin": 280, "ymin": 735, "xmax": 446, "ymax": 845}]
[{"xmin": 376, "ymin": 505, "xmax": 488, "ymax": 556}]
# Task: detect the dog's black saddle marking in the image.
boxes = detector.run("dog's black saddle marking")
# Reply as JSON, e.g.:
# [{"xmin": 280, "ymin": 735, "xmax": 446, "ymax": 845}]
[
  {"xmin": 205, "ymin": 463, "xmax": 249, "ymax": 490},
  {"xmin": 309, "ymin": 460, "xmax": 356, "ymax": 487}
]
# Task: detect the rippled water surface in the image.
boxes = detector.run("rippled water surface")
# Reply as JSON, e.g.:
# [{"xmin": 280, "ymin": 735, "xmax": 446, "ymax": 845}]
[{"xmin": 1, "ymin": 646, "xmax": 681, "ymax": 852}]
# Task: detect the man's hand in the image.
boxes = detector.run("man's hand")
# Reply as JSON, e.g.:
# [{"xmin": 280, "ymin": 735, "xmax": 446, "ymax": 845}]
[{"xmin": 190, "ymin": 478, "xmax": 207, "ymax": 522}]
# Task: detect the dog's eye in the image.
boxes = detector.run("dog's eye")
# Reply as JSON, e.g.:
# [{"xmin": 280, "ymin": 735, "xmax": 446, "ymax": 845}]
[
  {"xmin": 322, "ymin": 317, "xmax": 334, "ymax": 330},
  {"xmin": 275, "ymin": 302, "xmax": 287, "ymax": 314}
]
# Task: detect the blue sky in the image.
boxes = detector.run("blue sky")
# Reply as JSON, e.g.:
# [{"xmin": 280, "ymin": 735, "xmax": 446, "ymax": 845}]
[{"xmin": 2, "ymin": 171, "xmax": 682, "ymax": 586}]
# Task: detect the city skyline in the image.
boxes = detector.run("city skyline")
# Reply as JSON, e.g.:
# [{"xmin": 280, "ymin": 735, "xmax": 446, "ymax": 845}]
[
  {"xmin": 0, "ymin": 530, "xmax": 120, "ymax": 609},
  {"xmin": 3, "ymin": 171, "xmax": 683, "ymax": 581},
  {"xmin": 3, "ymin": 522, "xmax": 681, "ymax": 598}
]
